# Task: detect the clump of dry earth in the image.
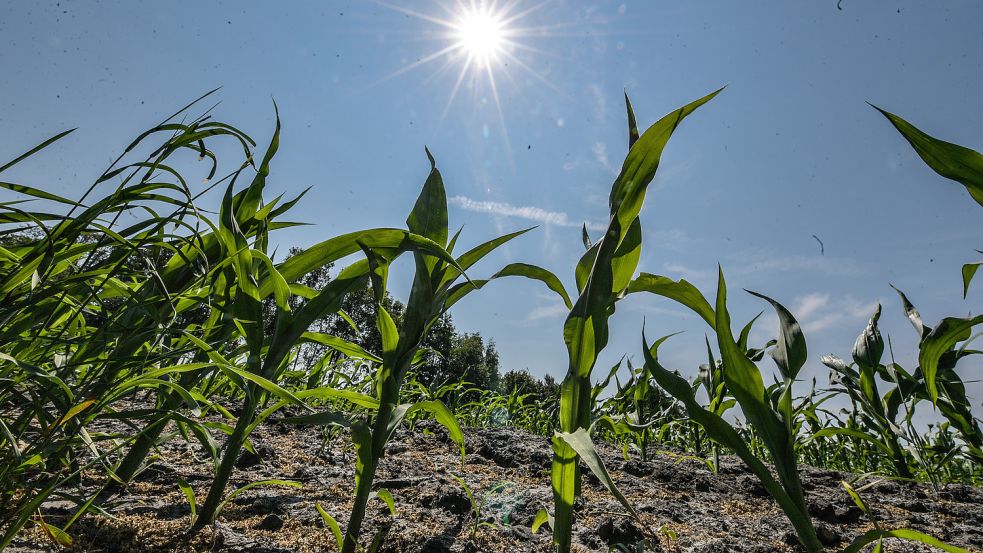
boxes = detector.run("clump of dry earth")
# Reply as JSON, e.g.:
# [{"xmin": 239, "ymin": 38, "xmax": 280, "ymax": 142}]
[{"xmin": 10, "ymin": 414, "xmax": 983, "ymax": 552}]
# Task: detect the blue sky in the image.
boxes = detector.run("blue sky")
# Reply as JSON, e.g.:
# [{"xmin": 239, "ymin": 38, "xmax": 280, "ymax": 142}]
[{"xmin": 3, "ymin": 1, "xmax": 983, "ymax": 408}]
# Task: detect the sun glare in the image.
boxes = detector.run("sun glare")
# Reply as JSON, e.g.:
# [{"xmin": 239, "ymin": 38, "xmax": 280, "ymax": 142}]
[
  {"xmin": 375, "ymin": 0, "xmax": 565, "ymax": 158},
  {"xmin": 453, "ymin": 8, "xmax": 506, "ymax": 66}
]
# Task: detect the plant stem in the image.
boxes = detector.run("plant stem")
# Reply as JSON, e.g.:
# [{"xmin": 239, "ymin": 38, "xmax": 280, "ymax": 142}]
[{"xmin": 194, "ymin": 390, "xmax": 258, "ymax": 528}]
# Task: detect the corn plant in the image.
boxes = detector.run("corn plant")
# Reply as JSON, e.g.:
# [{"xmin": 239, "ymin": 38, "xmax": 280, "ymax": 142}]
[
  {"xmin": 591, "ymin": 354, "xmax": 684, "ymax": 464},
  {"xmin": 450, "ymin": 474, "xmax": 506, "ymax": 542},
  {"xmin": 190, "ymin": 141, "xmax": 475, "ymax": 528},
  {"xmin": 0, "ymin": 93, "xmax": 267, "ymax": 544},
  {"xmin": 282, "ymin": 149, "xmax": 567, "ymax": 553},
  {"xmin": 838, "ymin": 478, "xmax": 970, "ymax": 553},
  {"xmin": 639, "ymin": 271, "xmax": 823, "ymax": 551},
  {"xmin": 817, "ymin": 305, "xmax": 915, "ymax": 478},
  {"xmin": 885, "ymin": 287, "xmax": 983, "ymax": 467},
  {"xmin": 540, "ymin": 88, "xmax": 722, "ymax": 553},
  {"xmin": 642, "ymin": 267, "xmax": 973, "ymax": 552}
]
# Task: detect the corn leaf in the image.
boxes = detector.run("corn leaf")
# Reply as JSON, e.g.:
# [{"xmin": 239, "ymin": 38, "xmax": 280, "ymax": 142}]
[{"xmin": 872, "ymin": 104, "xmax": 983, "ymax": 208}]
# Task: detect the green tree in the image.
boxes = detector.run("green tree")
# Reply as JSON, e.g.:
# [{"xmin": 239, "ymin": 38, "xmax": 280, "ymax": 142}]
[
  {"xmin": 443, "ymin": 333, "xmax": 500, "ymax": 390},
  {"xmin": 500, "ymin": 369, "xmax": 559, "ymax": 401}
]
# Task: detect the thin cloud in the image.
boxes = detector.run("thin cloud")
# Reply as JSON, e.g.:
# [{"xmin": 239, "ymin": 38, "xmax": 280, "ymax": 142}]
[
  {"xmin": 449, "ymin": 195, "xmax": 606, "ymax": 231},
  {"xmin": 527, "ymin": 302, "xmax": 569, "ymax": 321},
  {"xmin": 649, "ymin": 229, "xmax": 702, "ymax": 252},
  {"xmin": 663, "ymin": 262, "xmax": 710, "ymax": 282},
  {"xmin": 794, "ymin": 292, "xmax": 830, "ymax": 321},
  {"xmin": 593, "ymin": 141, "xmax": 616, "ymax": 174},
  {"xmin": 731, "ymin": 252, "xmax": 871, "ymax": 278}
]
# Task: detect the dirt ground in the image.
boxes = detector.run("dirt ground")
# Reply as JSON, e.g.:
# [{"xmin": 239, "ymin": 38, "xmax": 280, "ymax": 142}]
[{"xmin": 9, "ymin": 414, "xmax": 983, "ymax": 552}]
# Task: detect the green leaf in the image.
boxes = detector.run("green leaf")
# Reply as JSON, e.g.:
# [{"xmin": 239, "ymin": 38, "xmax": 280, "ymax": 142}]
[
  {"xmin": 872, "ymin": 104, "xmax": 983, "ymax": 208},
  {"xmin": 369, "ymin": 488, "xmax": 397, "ymax": 516},
  {"xmin": 919, "ymin": 314, "xmax": 983, "ymax": 404},
  {"xmin": 281, "ymin": 411, "xmax": 353, "ymax": 428},
  {"xmin": 625, "ymin": 92, "xmax": 639, "ymax": 149},
  {"xmin": 218, "ymin": 480, "xmax": 302, "ymax": 516},
  {"xmin": 841, "ymin": 529, "xmax": 971, "ymax": 553},
  {"xmin": 376, "ymin": 303, "xmax": 399, "ymax": 361},
  {"xmin": 609, "ymin": 87, "xmax": 724, "ymax": 234},
  {"xmin": 0, "ymin": 127, "xmax": 76, "ymax": 174},
  {"xmin": 440, "ymin": 228, "xmax": 534, "ymax": 286},
  {"xmin": 611, "ymin": 217, "xmax": 643, "ymax": 293},
  {"xmin": 746, "ymin": 290, "xmax": 807, "ymax": 380},
  {"xmin": 840, "ymin": 480, "xmax": 874, "ymax": 520},
  {"xmin": 406, "ymin": 147, "xmax": 448, "ymax": 250},
  {"xmin": 402, "ymin": 400, "xmax": 466, "ymax": 463},
  {"xmin": 891, "ymin": 284, "xmax": 931, "ymax": 339},
  {"xmin": 495, "ymin": 263, "xmax": 573, "ymax": 309},
  {"xmin": 55, "ymin": 398, "xmax": 97, "ymax": 428},
  {"xmin": 176, "ymin": 478, "xmax": 198, "ymax": 525},
  {"xmin": 444, "ymin": 262, "xmax": 571, "ymax": 311},
  {"xmin": 274, "ymin": 228, "xmax": 459, "ymax": 285},
  {"xmin": 962, "ymin": 260, "xmax": 981, "ymax": 299},
  {"xmin": 592, "ymin": 357, "xmax": 624, "ymax": 403},
  {"xmin": 531, "ymin": 509, "xmax": 553, "ymax": 534},
  {"xmin": 299, "ymin": 332, "xmax": 381, "ymax": 363},
  {"xmin": 350, "ymin": 421, "xmax": 374, "ymax": 493},
  {"xmin": 628, "ymin": 273, "xmax": 715, "ymax": 329},
  {"xmin": 316, "ymin": 503, "xmax": 345, "ymax": 552},
  {"xmin": 450, "ymin": 474, "xmax": 477, "ymax": 514},
  {"xmin": 808, "ymin": 428, "xmax": 893, "ymax": 455},
  {"xmin": 39, "ymin": 522, "xmax": 73, "ymax": 548},
  {"xmin": 852, "ymin": 304, "xmax": 884, "ymax": 369},
  {"xmin": 214, "ymin": 364, "xmax": 311, "ymax": 411},
  {"xmin": 554, "ymin": 428, "xmax": 639, "ymax": 519}
]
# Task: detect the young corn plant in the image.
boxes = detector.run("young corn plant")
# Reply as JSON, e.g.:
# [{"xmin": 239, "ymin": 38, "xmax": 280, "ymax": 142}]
[
  {"xmin": 0, "ymin": 94, "xmax": 268, "ymax": 545},
  {"xmin": 640, "ymin": 271, "xmax": 823, "ymax": 551},
  {"xmin": 693, "ymin": 337, "xmax": 738, "ymax": 471},
  {"xmin": 544, "ymin": 88, "xmax": 722, "ymax": 553},
  {"xmin": 286, "ymin": 149, "xmax": 559, "ymax": 553},
  {"xmin": 190, "ymin": 139, "xmax": 471, "ymax": 528},
  {"xmin": 838, "ymin": 478, "xmax": 970, "ymax": 553},
  {"xmin": 641, "ymin": 268, "xmax": 973, "ymax": 552},
  {"xmin": 888, "ymin": 287, "xmax": 983, "ymax": 467},
  {"xmin": 591, "ymin": 354, "xmax": 684, "ymax": 464},
  {"xmin": 817, "ymin": 305, "xmax": 915, "ymax": 478}
]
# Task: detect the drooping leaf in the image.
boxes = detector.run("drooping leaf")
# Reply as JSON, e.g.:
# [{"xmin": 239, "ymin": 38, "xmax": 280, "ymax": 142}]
[
  {"xmin": 554, "ymin": 428, "xmax": 639, "ymax": 519},
  {"xmin": 628, "ymin": 274, "xmax": 715, "ymax": 329},
  {"xmin": 842, "ymin": 529, "xmax": 971, "ymax": 553},
  {"xmin": 872, "ymin": 104, "xmax": 983, "ymax": 208},
  {"xmin": 891, "ymin": 284, "xmax": 932, "ymax": 340},
  {"xmin": 176, "ymin": 478, "xmax": 198, "ymax": 525},
  {"xmin": 369, "ymin": 488, "xmax": 397, "ymax": 516},
  {"xmin": 746, "ymin": 290, "xmax": 807, "ymax": 380}
]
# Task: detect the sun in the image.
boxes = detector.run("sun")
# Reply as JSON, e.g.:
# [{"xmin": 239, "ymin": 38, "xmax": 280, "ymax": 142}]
[
  {"xmin": 374, "ymin": 0, "xmax": 564, "ymax": 157},
  {"xmin": 452, "ymin": 7, "xmax": 507, "ymax": 67}
]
